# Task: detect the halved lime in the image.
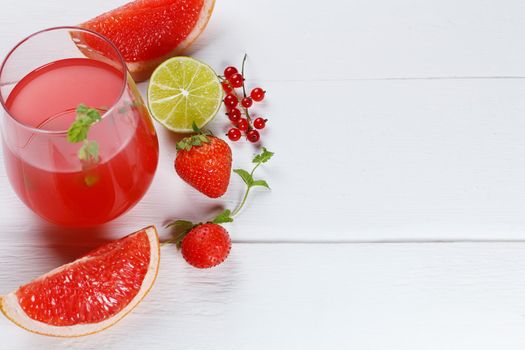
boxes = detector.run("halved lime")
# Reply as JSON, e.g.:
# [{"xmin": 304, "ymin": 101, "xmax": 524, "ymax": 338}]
[{"xmin": 147, "ymin": 57, "xmax": 222, "ymax": 132}]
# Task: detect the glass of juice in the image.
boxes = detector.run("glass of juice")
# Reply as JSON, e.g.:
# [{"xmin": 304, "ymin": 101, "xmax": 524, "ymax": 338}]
[{"xmin": 0, "ymin": 27, "xmax": 159, "ymax": 227}]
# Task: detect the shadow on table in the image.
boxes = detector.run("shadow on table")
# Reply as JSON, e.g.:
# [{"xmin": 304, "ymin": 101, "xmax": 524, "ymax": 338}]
[{"xmin": 36, "ymin": 221, "xmax": 113, "ymax": 264}]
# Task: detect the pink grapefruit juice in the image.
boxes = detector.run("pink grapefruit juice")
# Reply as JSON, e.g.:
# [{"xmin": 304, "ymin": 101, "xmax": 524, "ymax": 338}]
[{"xmin": 2, "ymin": 58, "xmax": 159, "ymax": 226}]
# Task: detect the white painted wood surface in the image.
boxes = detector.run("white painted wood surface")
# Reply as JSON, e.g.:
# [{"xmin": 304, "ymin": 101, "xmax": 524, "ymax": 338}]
[
  {"xmin": 2, "ymin": 0, "xmax": 525, "ymax": 348},
  {"xmin": 3, "ymin": 243, "xmax": 525, "ymax": 349}
]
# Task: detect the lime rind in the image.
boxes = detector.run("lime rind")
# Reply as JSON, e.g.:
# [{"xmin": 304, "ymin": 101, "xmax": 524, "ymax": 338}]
[{"xmin": 147, "ymin": 57, "xmax": 222, "ymax": 133}]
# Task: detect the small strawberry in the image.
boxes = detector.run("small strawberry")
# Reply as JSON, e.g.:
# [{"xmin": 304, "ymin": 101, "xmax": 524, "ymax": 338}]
[
  {"xmin": 175, "ymin": 123, "xmax": 232, "ymax": 198},
  {"xmin": 166, "ymin": 210, "xmax": 233, "ymax": 268},
  {"xmin": 182, "ymin": 223, "xmax": 231, "ymax": 268}
]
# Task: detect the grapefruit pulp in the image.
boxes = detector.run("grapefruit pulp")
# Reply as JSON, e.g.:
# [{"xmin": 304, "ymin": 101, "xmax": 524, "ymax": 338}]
[
  {"xmin": 0, "ymin": 226, "xmax": 160, "ymax": 337},
  {"xmin": 80, "ymin": 0, "xmax": 215, "ymax": 82}
]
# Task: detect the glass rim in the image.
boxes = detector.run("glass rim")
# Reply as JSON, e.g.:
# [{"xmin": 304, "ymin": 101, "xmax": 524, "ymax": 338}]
[{"xmin": 0, "ymin": 26, "xmax": 127, "ymax": 135}]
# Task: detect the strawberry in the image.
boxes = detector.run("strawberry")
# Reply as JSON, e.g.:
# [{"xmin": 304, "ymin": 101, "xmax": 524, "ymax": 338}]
[
  {"xmin": 166, "ymin": 148, "xmax": 275, "ymax": 269},
  {"xmin": 181, "ymin": 223, "xmax": 231, "ymax": 268},
  {"xmin": 166, "ymin": 210, "xmax": 234, "ymax": 268},
  {"xmin": 175, "ymin": 127, "xmax": 232, "ymax": 198}
]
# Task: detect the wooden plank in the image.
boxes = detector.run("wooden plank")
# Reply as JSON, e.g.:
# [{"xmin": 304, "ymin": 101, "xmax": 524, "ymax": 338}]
[
  {"xmin": 2, "ymin": 0, "xmax": 525, "ymax": 79},
  {"xmin": 2, "ymin": 79, "xmax": 525, "ymax": 241},
  {"xmin": 2, "ymin": 243, "xmax": 525, "ymax": 349}
]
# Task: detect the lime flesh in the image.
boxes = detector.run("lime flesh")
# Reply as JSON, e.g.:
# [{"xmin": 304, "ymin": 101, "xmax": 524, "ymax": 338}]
[{"xmin": 147, "ymin": 57, "xmax": 222, "ymax": 132}]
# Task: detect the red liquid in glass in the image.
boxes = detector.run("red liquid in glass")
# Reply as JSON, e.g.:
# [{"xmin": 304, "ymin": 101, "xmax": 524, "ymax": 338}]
[{"xmin": 3, "ymin": 58, "xmax": 158, "ymax": 226}]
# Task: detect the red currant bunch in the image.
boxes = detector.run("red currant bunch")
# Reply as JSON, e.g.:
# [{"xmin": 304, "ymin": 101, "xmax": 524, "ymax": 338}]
[{"xmin": 220, "ymin": 55, "xmax": 269, "ymax": 143}]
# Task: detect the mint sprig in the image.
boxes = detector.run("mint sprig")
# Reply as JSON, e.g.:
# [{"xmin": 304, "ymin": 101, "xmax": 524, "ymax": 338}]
[
  {"xmin": 212, "ymin": 209, "xmax": 234, "ymax": 224},
  {"xmin": 231, "ymin": 148, "xmax": 274, "ymax": 216},
  {"xmin": 67, "ymin": 104, "xmax": 101, "ymax": 162}
]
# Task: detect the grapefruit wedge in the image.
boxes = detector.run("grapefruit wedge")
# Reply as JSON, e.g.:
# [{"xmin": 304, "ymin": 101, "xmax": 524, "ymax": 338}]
[
  {"xmin": 0, "ymin": 226, "xmax": 160, "ymax": 337},
  {"xmin": 80, "ymin": 0, "xmax": 215, "ymax": 82}
]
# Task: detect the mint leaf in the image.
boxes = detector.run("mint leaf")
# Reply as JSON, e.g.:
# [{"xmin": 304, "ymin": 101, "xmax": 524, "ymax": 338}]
[
  {"xmin": 67, "ymin": 121, "xmax": 89, "ymax": 143},
  {"xmin": 234, "ymin": 169, "xmax": 253, "ymax": 186},
  {"xmin": 76, "ymin": 104, "xmax": 89, "ymax": 115},
  {"xmin": 67, "ymin": 104, "xmax": 101, "ymax": 143},
  {"xmin": 252, "ymin": 179, "xmax": 270, "ymax": 189},
  {"xmin": 212, "ymin": 209, "xmax": 234, "ymax": 224},
  {"xmin": 253, "ymin": 147, "xmax": 274, "ymax": 164},
  {"xmin": 78, "ymin": 140, "xmax": 99, "ymax": 162},
  {"xmin": 84, "ymin": 173, "xmax": 100, "ymax": 187},
  {"xmin": 86, "ymin": 109, "xmax": 101, "ymax": 123},
  {"xmin": 68, "ymin": 104, "xmax": 102, "ymax": 164}
]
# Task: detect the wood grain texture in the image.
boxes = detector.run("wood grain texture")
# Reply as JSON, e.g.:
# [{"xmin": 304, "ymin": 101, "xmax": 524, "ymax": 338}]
[
  {"xmin": 2, "ymin": 79, "xmax": 525, "ymax": 241},
  {"xmin": 2, "ymin": 0, "xmax": 525, "ymax": 240},
  {"xmin": 2, "ymin": 243, "xmax": 525, "ymax": 349},
  {"xmin": 1, "ymin": 0, "xmax": 525, "ymax": 349}
]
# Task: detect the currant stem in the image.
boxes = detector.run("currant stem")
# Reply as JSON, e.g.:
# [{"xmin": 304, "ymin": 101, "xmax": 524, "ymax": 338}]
[
  {"xmin": 241, "ymin": 53, "xmax": 248, "ymax": 98},
  {"xmin": 239, "ymin": 54, "xmax": 252, "ymax": 124}
]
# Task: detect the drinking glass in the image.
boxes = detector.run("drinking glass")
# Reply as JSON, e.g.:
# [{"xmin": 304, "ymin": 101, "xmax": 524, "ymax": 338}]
[{"xmin": 0, "ymin": 27, "xmax": 159, "ymax": 227}]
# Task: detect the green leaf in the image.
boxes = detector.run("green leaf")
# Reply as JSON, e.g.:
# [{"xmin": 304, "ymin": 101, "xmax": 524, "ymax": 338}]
[
  {"xmin": 192, "ymin": 121, "xmax": 201, "ymax": 133},
  {"xmin": 252, "ymin": 147, "xmax": 274, "ymax": 164},
  {"xmin": 212, "ymin": 209, "xmax": 234, "ymax": 224},
  {"xmin": 78, "ymin": 140, "xmax": 99, "ymax": 162},
  {"xmin": 84, "ymin": 174, "xmax": 100, "ymax": 187},
  {"xmin": 234, "ymin": 169, "xmax": 253, "ymax": 186},
  {"xmin": 86, "ymin": 109, "xmax": 101, "ymax": 123},
  {"xmin": 67, "ymin": 105, "xmax": 101, "ymax": 143},
  {"xmin": 176, "ymin": 140, "xmax": 188, "ymax": 151},
  {"xmin": 76, "ymin": 104, "xmax": 89, "ymax": 115},
  {"xmin": 252, "ymin": 179, "xmax": 270, "ymax": 189},
  {"xmin": 192, "ymin": 138, "xmax": 202, "ymax": 146},
  {"xmin": 67, "ymin": 121, "xmax": 89, "ymax": 143},
  {"xmin": 166, "ymin": 220, "xmax": 194, "ymax": 232}
]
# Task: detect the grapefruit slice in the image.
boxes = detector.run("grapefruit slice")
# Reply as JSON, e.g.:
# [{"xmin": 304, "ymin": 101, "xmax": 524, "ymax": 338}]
[
  {"xmin": 0, "ymin": 226, "xmax": 160, "ymax": 337},
  {"xmin": 80, "ymin": 0, "xmax": 215, "ymax": 82}
]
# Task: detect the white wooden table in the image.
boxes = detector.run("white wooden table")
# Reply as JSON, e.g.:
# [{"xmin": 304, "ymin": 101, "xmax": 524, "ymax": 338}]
[{"xmin": 2, "ymin": 0, "xmax": 525, "ymax": 348}]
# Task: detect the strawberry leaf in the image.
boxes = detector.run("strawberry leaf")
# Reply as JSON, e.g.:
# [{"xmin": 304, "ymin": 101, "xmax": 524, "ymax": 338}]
[
  {"xmin": 176, "ymin": 134, "xmax": 210, "ymax": 151},
  {"xmin": 252, "ymin": 179, "xmax": 270, "ymax": 189},
  {"xmin": 165, "ymin": 220, "xmax": 196, "ymax": 248},
  {"xmin": 166, "ymin": 220, "xmax": 194, "ymax": 232},
  {"xmin": 192, "ymin": 122, "xmax": 201, "ymax": 133},
  {"xmin": 234, "ymin": 169, "xmax": 253, "ymax": 186},
  {"xmin": 212, "ymin": 209, "xmax": 234, "ymax": 224},
  {"xmin": 253, "ymin": 147, "xmax": 274, "ymax": 164}
]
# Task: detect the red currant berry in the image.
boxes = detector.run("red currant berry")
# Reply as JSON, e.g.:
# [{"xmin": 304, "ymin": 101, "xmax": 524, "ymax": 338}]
[
  {"xmin": 224, "ymin": 94, "xmax": 238, "ymax": 109},
  {"xmin": 222, "ymin": 81, "xmax": 233, "ymax": 93},
  {"xmin": 247, "ymin": 129, "xmax": 260, "ymax": 143},
  {"xmin": 224, "ymin": 66, "xmax": 238, "ymax": 80},
  {"xmin": 253, "ymin": 117, "xmax": 267, "ymax": 129},
  {"xmin": 229, "ymin": 73, "xmax": 244, "ymax": 88},
  {"xmin": 227, "ymin": 128, "xmax": 242, "ymax": 141},
  {"xmin": 250, "ymin": 88, "xmax": 265, "ymax": 102},
  {"xmin": 227, "ymin": 108, "xmax": 241, "ymax": 122},
  {"xmin": 237, "ymin": 118, "xmax": 249, "ymax": 132},
  {"xmin": 241, "ymin": 97, "xmax": 253, "ymax": 108}
]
